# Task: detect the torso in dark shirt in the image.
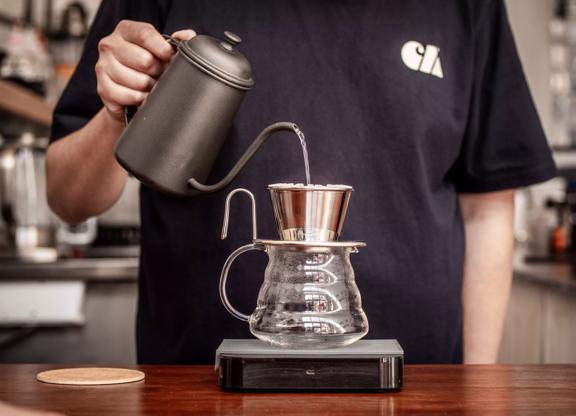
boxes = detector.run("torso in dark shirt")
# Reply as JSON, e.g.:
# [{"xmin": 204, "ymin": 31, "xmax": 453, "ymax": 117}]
[{"xmin": 51, "ymin": 0, "xmax": 556, "ymax": 364}]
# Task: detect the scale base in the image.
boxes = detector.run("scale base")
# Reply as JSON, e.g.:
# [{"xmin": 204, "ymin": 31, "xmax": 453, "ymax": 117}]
[{"xmin": 215, "ymin": 339, "xmax": 403, "ymax": 392}]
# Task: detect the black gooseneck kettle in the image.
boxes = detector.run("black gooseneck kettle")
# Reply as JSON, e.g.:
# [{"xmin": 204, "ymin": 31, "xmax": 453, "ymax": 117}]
[{"xmin": 114, "ymin": 31, "xmax": 299, "ymax": 196}]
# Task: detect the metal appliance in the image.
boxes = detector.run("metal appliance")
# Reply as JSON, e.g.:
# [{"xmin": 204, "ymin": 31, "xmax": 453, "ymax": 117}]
[
  {"xmin": 0, "ymin": 133, "xmax": 57, "ymax": 261},
  {"xmin": 215, "ymin": 339, "xmax": 403, "ymax": 391}
]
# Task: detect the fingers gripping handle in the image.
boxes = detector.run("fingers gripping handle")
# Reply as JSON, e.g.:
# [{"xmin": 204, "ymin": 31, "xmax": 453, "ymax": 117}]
[
  {"xmin": 124, "ymin": 35, "xmax": 179, "ymax": 125},
  {"xmin": 162, "ymin": 34, "xmax": 180, "ymax": 48},
  {"xmin": 219, "ymin": 243, "xmax": 262, "ymax": 321}
]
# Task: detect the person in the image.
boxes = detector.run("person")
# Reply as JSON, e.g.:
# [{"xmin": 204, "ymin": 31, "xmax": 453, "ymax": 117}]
[{"xmin": 46, "ymin": 0, "xmax": 556, "ymax": 364}]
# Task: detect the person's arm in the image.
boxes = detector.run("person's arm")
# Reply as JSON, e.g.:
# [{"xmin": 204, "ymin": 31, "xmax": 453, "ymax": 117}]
[
  {"xmin": 459, "ymin": 189, "xmax": 515, "ymax": 364},
  {"xmin": 46, "ymin": 21, "xmax": 195, "ymax": 224},
  {"xmin": 46, "ymin": 108, "xmax": 128, "ymax": 224}
]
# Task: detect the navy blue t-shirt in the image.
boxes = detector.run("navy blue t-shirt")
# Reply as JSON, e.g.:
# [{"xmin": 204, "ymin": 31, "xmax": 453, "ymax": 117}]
[{"xmin": 51, "ymin": 0, "xmax": 556, "ymax": 364}]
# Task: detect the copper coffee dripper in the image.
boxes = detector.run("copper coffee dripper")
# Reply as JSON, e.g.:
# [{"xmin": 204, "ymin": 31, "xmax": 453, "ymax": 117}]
[{"xmin": 268, "ymin": 184, "xmax": 353, "ymax": 241}]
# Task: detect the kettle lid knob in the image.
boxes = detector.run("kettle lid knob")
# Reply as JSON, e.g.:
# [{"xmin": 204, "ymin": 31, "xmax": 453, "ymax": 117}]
[{"xmin": 223, "ymin": 31, "xmax": 242, "ymax": 46}]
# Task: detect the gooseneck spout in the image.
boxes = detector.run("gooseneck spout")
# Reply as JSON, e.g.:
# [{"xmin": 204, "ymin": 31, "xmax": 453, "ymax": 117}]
[{"xmin": 187, "ymin": 122, "xmax": 300, "ymax": 193}]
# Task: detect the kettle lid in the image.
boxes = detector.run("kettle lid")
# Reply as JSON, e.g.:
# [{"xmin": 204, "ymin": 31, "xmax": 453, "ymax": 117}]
[{"xmin": 178, "ymin": 31, "xmax": 254, "ymax": 90}]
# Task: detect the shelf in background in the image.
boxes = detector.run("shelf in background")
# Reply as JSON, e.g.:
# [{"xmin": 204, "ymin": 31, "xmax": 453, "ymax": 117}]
[
  {"xmin": 0, "ymin": 257, "xmax": 138, "ymax": 282},
  {"xmin": 0, "ymin": 80, "xmax": 53, "ymax": 128}
]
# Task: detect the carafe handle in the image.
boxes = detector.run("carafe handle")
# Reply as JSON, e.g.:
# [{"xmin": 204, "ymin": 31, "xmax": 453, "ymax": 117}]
[{"xmin": 219, "ymin": 243, "xmax": 264, "ymax": 321}]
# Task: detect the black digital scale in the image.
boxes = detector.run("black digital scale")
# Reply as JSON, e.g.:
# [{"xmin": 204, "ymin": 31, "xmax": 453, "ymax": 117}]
[{"xmin": 215, "ymin": 339, "xmax": 403, "ymax": 392}]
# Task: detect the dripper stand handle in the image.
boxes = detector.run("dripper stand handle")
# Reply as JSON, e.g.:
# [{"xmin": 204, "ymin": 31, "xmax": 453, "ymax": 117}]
[{"xmin": 221, "ymin": 188, "xmax": 258, "ymax": 240}]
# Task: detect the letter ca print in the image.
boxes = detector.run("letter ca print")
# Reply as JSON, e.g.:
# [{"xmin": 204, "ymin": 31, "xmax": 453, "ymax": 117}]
[{"xmin": 401, "ymin": 41, "xmax": 443, "ymax": 79}]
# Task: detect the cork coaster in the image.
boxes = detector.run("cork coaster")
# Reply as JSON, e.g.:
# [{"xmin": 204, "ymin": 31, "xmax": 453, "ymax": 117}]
[{"xmin": 36, "ymin": 368, "xmax": 145, "ymax": 386}]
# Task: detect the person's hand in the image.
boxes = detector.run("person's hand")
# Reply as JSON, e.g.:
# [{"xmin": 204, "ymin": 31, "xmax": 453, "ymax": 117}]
[{"xmin": 95, "ymin": 20, "xmax": 196, "ymax": 122}]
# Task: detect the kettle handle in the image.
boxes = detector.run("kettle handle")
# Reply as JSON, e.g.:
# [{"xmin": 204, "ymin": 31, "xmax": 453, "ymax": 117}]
[
  {"xmin": 162, "ymin": 33, "xmax": 180, "ymax": 48},
  {"xmin": 187, "ymin": 122, "xmax": 300, "ymax": 193},
  {"xmin": 219, "ymin": 243, "xmax": 264, "ymax": 321},
  {"xmin": 123, "ymin": 35, "xmax": 179, "ymax": 125}
]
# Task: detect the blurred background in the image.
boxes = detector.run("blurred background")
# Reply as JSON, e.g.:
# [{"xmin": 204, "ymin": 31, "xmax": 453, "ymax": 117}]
[{"xmin": 0, "ymin": 0, "xmax": 574, "ymax": 365}]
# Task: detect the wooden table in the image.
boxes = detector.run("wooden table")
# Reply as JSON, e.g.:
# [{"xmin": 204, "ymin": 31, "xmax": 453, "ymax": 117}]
[{"xmin": 0, "ymin": 364, "xmax": 575, "ymax": 415}]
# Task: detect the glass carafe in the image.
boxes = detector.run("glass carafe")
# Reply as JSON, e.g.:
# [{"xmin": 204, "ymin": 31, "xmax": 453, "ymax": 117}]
[
  {"xmin": 221, "ymin": 240, "xmax": 369, "ymax": 348},
  {"xmin": 219, "ymin": 189, "xmax": 369, "ymax": 348}
]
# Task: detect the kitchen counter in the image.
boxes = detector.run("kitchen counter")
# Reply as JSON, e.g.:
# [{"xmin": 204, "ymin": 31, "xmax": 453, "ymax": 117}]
[
  {"xmin": 0, "ymin": 257, "xmax": 138, "ymax": 282},
  {"xmin": 0, "ymin": 364, "xmax": 575, "ymax": 415},
  {"xmin": 514, "ymin": 252, "xmax": 576, "ymax": 293},
  {"xmin": 501, "ymin": 252, "xmax": 576, "ymax": 364}
]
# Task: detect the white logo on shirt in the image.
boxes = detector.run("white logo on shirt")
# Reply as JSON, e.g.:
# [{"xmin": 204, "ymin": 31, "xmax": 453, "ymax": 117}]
[{"xmin": 401, "ymin": 41, "xmax": 444, "ymax": 79}]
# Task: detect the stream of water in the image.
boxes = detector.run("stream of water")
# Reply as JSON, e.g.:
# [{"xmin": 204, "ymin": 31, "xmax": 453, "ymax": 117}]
[{"xmin": 292, "ymin": 125, "xmax": 311, "ymax": 185}]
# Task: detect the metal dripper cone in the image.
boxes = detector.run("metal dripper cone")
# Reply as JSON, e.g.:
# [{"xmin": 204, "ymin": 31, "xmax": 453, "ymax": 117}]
[{"xmin": 268, "ymin": 184, "xmax": 353, "ymax": 241}]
